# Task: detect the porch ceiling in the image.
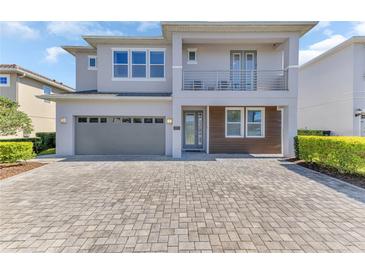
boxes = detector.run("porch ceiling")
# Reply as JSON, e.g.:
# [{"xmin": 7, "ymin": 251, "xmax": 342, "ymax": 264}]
[{"xmin": 182, "ymin": 37, "xmax": 286, "ymax": 44}]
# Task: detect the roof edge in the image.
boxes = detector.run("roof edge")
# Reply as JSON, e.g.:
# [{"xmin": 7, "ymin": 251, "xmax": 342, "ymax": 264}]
[
  {"xmin": 300, "ymin": 36, "xmax": 365, "ymax": 69},
  {"xmin": 62, "ymin": 46, "xmax": 96, "ymax": 56},
  {"xmin": 0, "ymin": 64, "xmax": 74, "ymax": 92}
]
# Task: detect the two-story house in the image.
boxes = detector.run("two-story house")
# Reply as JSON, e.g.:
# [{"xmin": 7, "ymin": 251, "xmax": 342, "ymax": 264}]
[
  {"xmin": 0, "ymin": 64, "xmax": 74, "ymax": 138},
  {"xmin": 299, "ymin": 36, "xmax": 365, "ymax": 136},
  {"xmin": 39, "ymin": 22, "xmax": 316, "ymax": 158}
]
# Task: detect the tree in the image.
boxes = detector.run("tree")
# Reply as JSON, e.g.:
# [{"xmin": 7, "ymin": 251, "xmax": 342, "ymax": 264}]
[{"xmin": 0, "ymin": 96, "xmax": 33, "ymax": 136}]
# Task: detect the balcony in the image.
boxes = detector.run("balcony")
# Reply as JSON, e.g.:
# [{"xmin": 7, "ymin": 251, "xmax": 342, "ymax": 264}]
[{"xmin": 182, "ymin": 70, "xmax": 288, "ymax": 91}]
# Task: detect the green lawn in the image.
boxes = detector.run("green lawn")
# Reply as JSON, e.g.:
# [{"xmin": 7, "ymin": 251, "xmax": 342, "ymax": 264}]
[{"xmin": 38, "ymin": 148, "xmax": 56, "ymax": 156}]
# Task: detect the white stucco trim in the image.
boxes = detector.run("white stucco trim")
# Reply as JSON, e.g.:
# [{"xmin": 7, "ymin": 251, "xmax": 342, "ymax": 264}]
[{"xmin": 37, "ymin": 94, "xmax": 172, "ymax": 102}]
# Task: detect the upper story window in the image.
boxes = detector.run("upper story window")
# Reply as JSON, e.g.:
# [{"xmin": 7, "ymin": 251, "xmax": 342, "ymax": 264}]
[
  {"xmin": 43, "ymin": 86, "xmax": 52, "ymax": 95},
  {"xmin": 132, "ymin": 51, "xmax": 147, "ymax": 78},
  {"xmin": 88, "ymin": 56, "xmax": 97, "ymax": 70},
  {"xmin": 150, "ymin": 51, "xmax": 164, "ymax": 78},
  {"xmin": 113, "ymin": 51, "xmax": 129, "ymax": 78},
  {"xmin": 112, "ymin": 48, "xmax": 165, "ymax": 81},
  {"xmin": 225, "ymin": 107, "xmax": 244, "ymax": 138},
  {"xmin": 187, "ymin": 48, "xmax": 197, "ymax": 64},
  {"xmin": 0, "ymin": 75, "xmax": 10, "ymax": 87},
  {"xmin": 43, "ymin": 86, "xmax": 52, "ymax": 103},
  {"xmin": 246, "ymin": 107, "xmax": 265, "ymax": 138}
]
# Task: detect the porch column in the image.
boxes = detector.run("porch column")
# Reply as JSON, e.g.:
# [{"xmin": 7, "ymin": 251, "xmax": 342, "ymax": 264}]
[
  {"xmin": 172, "ymin": 101, "xmax": 182, "ymax": 158},
  {"xmin": 284, "ymin": 35, "xmax": 299, "ymax": 95},
  {"xmin": 172, "ymin": 33, "xmax": 183, "ymax": 93},
  {"xmin": 282, "ymin": 102, "xmax": 297, "ymax": 157}
]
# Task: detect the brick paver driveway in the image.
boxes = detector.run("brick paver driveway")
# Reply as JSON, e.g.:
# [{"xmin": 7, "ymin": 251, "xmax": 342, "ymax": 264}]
[{"xmin": 1, "ymin": 156, "xmax": 365, "ymax": 252}]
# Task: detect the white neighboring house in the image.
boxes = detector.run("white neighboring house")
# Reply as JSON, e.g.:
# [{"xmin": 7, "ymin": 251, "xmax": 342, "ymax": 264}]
[
  {"xmin": 299, "ymin": 36, "xmax": 365, "ymax": 136},
  {"xmin": 37, "ymin": 21, "xmax": 316, "ymax": 158}
]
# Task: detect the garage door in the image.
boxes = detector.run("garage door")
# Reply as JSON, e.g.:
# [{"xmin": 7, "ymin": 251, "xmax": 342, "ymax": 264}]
[{"xmin": 75, "ymin": 116, "xmax": 165, "ymax": 155}]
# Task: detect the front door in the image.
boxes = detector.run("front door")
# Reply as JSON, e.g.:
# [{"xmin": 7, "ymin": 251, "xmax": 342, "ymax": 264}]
[
  {"xmin": 361, "ymin": 115, "xmax": 365, "ymax": 136},
  {"xmin": 183, "ymin": 111, "xmax": 204, "ymax": 150}
]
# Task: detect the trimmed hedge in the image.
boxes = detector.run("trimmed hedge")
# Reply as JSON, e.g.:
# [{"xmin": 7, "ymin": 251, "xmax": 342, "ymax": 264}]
[
  {"xmin": 298, "ymin": 129, "xmax": 331, "ymax": 136},
  {"xmin": 296, "ymin": 136, "xmax": 365, "ymax": 174},
  {"xmin": 36, "ymin": 132, "xmax": 55, "ymax": 151},
  {"xmin": 0, "ymin": 137, "xmax": 41, "ymax": 153},
  {"xmin": 0, "ymin": 142, "xmax": 35, "ymax": 163}
]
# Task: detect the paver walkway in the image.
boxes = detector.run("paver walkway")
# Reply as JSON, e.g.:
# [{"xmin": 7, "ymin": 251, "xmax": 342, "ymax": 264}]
[{"xmin": 1, "ymin": 157, "xmax": 365, "ymax": 252}]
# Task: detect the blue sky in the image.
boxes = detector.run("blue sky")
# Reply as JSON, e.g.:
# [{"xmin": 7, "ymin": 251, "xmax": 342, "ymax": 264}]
[{"xmin": 1, "ymin": 21, "xmax": 364, "ymax": 88}]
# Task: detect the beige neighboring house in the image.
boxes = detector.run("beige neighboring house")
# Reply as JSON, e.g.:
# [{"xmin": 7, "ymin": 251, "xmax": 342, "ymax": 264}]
[
  {"xmin": 299, "ymin": 36, "xmax": 365, "ymax": 136},
  {"xmin": 0, "ymin": 64, "xmax": 74, "ymax": 138}
]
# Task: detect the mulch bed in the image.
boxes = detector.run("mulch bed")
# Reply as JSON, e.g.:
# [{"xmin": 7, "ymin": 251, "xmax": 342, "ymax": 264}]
[
  {"xmin": 0, "ymin": 162, "xmax": 46, "ymax": 180},
  {"xmin": 287, "ymin": 158, "xmax": 365, "ymax": 189}
]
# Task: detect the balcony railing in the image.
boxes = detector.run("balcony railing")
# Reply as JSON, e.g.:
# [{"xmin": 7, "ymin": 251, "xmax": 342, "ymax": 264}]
[{"xmin": 182, "ymin": 70, "xmax": 288, "ymax": 91}]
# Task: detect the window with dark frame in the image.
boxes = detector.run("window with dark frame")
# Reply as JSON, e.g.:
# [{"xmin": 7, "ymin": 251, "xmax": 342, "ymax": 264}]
[
  {"xmin": 122, "ymin": 117, "xmax": 132, "ymax": 123},
  {"xmin": 133, "ymin": 118, "xmax": 142, "ymax": 123},
  {"xmin": 154, "ymin": 118, "xmax": 164, "ymax": 124},
  {"xmin": 89, "ymin": 117, "xmax": 99, "ymax": 123},
  {"xmin": 78, "ymin": 117, "xmax": 87, "ymax": 123}
]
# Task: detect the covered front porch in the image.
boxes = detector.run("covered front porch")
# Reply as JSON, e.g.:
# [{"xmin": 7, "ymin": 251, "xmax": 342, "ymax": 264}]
[{"xmin": 172, "ymin": 99, "xmax": 297, "ymax": 158}]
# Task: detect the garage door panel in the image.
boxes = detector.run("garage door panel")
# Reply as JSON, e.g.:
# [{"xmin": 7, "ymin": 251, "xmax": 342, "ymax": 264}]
[{"xmin": 75, "ymin": 117, "xmax": 165, "ymax": 155}]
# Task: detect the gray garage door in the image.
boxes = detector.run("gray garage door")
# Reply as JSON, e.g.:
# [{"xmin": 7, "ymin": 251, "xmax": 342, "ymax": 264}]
[{"xmin": 75, "ymin": 116, "xmax": 165, "ymax": 155}]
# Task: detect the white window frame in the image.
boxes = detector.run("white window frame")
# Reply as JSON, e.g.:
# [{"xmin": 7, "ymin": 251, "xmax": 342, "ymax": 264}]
[
  {"xmin": 0, "ymin": 74, "xmax": 10, "ymax": 87},
  {"xmin": 246, "ymin": 107, "xmax": 265, "ymax": 138},
  {"xmin": 149, "ymin": 49, "xmax": 165, "ymax": 79},
  {"xmin": 112, "ymin": 48, "xmax": 166, "ymax": 81},
  {"xmin": 131, "ymin": 50, "xmax": 147, "ymax": 78},
  {"xmin": 112, "ymin": 49, "xmax": 129, "ymax": 79},
  {"xmin": 187, "ymin": 48, "xmax": 197, "ymax": 64},
  {"xmin": 88, "ymin": 55, "xmax": 97, "ymax": 70},
  {"xmin": 225, "ymin": 107, "xmax": 245, "ymax": 138}
]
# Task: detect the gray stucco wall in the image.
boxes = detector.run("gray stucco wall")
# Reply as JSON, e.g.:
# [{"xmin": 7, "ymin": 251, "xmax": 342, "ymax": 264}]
[
  {"xmin": 76, "ymin": 53, "xmax": 97, "ymax": 91},
  {"xmin": 97, "ymin": 44, "xmax": 172, "ymax": 93},
  {"xmin": 182, "ymin": 43, "xmax": 283, "ymax": 71}
]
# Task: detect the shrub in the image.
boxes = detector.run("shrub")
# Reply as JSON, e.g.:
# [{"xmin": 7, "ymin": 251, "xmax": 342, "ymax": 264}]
[
  {"xmin": 298, "ymin": 129, "xmax": 331, "ymax": 136},
  {"xmin": 36, "ymin": 132, "xmax": 55, "ymax": 151},
  {"xmin": 0, "ymin": 142, "xmax": 35, "ymax": 163},
  {"xmin": 296, "ymin": 136, "xmax": 365, "ymax": 175},
  {"xmin": 0, "ymin": 137, "xmax": 41, "ymax": 153}
]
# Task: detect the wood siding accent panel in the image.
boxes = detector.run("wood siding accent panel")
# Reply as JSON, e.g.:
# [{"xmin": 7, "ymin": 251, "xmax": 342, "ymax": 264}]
[{"xmin": 209, "ymin": 106, "xmax": 281, "ymax": 154}]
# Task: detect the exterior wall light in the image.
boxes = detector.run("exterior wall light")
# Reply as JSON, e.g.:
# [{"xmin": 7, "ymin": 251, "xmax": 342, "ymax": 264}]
[
  {"xmin": 166, "ymin": 118, "xmax": 173, "ymax": 124},
  {"xmin": 60, "ymin": 117, "xmax": 67, "ymax": 124},
  {"xmin": 355, "ymin": 109, "xmax": 364, "ymax": 117}
]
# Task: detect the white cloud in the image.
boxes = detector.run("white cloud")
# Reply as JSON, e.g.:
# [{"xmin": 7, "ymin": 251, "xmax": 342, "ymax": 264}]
[
  {"xmin": 45, "ymin": 47, "xmax": 67, "ymax": 63},
  {"xmin": 0, "ymin": 22, "xmax": 39, "ymax": 39},
  {"xmin": 299, "ymin": 34, "xmax": 347, "ymax": 65},
  {"xmin": 313, "ymin": 21, "xmax": 331, "ymax": 31},
  {"xmin": 323, "ymin": 28, "xmax": 334, "ymax": 36},
  {"xmin": 352, "ymin": 21, "xmax": 365, "ymax": 35},
  {"xmin": 309, "ymin": 34, "xmax": 346, "ymax": 51},
  {"xmin": 46, "ymin": 22, "xmax": 123, "ymax": 39},
  {"xmin": 137, "ymin": 22, "xmax": 160, "ymax": 32}
]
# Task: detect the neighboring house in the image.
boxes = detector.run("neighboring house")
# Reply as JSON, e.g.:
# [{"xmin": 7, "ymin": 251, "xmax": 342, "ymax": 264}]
[
  {"xmin": 299, "ymin": 36, "xmax": 365, "ymax": 136},
  {"xmin": 0, "ymin": 64, "xmax": 74, "ymax": 138},
  {"xmin": 38, "ymin": 22, "xmax": 316, "ymax": 158}
]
